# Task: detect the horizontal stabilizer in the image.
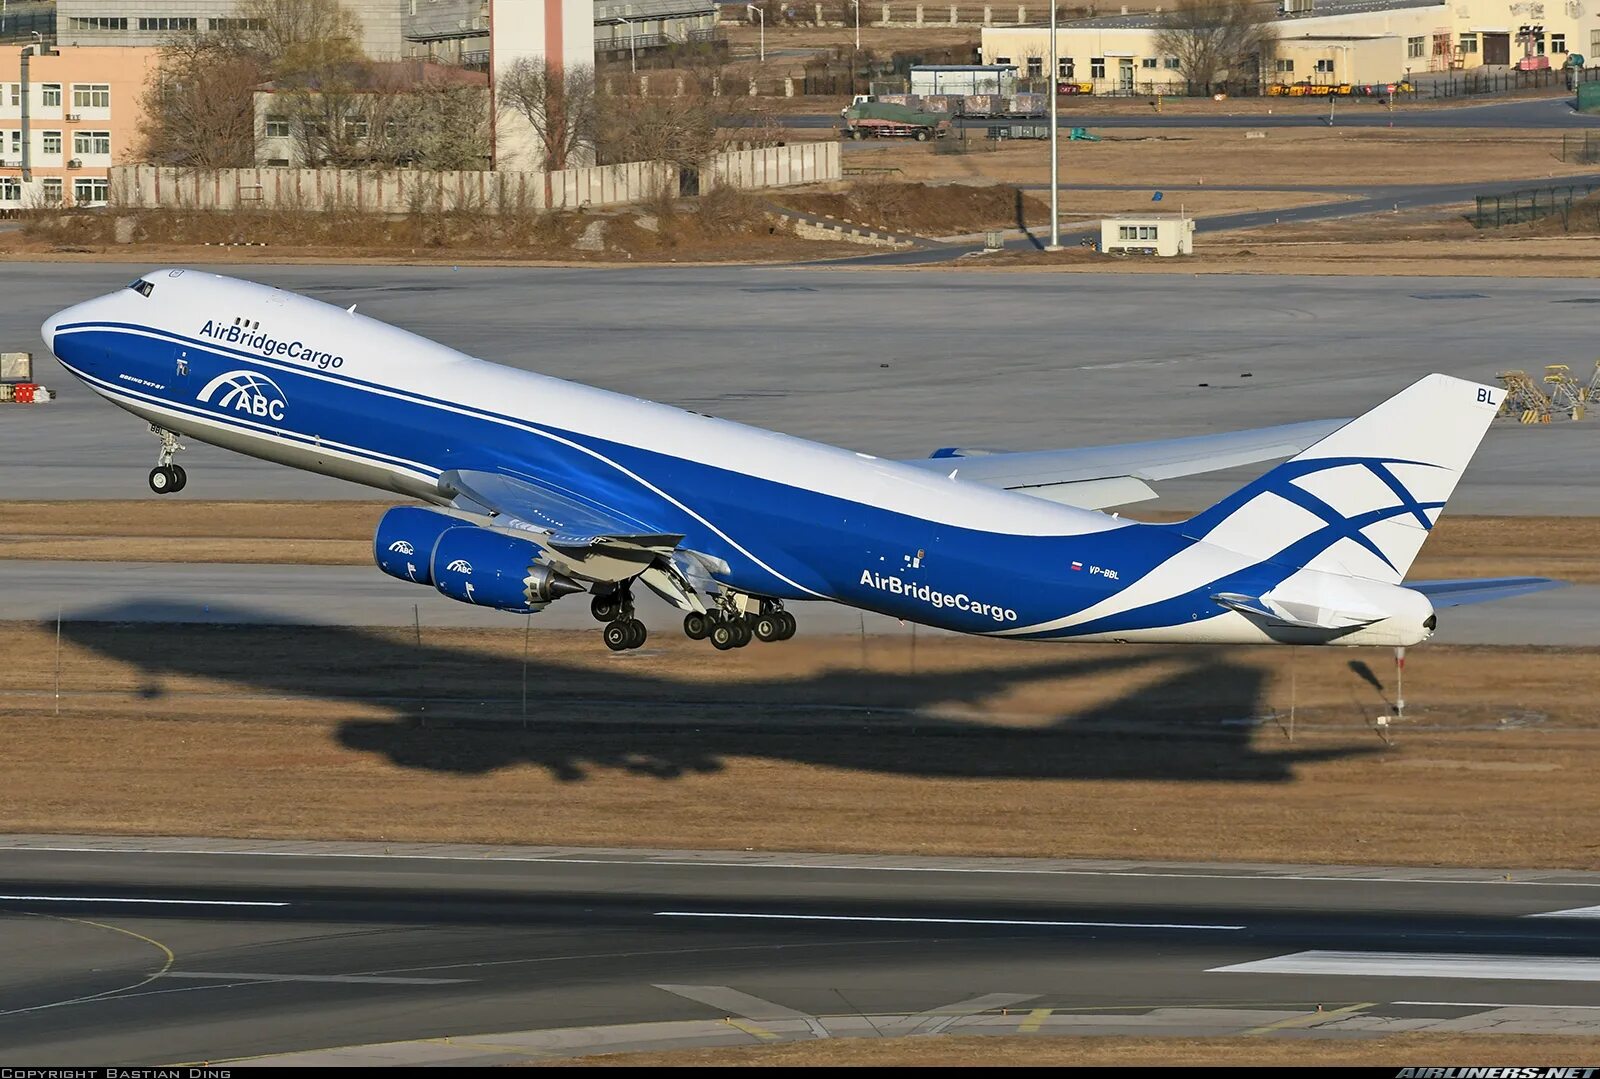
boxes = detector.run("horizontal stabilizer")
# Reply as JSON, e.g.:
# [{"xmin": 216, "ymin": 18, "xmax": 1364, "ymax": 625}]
[{"xmin": 1409, "ymin": 577, "xmax": 1564, "ymax": 608}]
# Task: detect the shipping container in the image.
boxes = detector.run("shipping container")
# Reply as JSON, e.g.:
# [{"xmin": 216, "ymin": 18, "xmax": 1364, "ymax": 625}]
[{"xmin": 0, "ymin": 351, "xmax": 32, "ymax": 383}]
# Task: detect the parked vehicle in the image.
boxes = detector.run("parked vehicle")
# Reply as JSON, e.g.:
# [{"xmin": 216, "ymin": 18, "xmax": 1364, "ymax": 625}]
[{"xmin": 841, "ymin": 101, "xmax": 951, "ymax": 140}]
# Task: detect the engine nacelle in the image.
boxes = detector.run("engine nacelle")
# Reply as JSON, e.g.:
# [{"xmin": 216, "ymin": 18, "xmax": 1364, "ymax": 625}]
[
  {"xmin": 430, "ymin": 526, "xmax": 585, "ymax": 612},
  {"xmin": 374, "ymin": 506, "xmax": 470, "ymax": 587}
]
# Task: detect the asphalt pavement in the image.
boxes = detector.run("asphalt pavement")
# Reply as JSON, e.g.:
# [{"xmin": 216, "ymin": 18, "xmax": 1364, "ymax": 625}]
[{"xmin": 3, "ymin": 837, "xmax": 1600, "ymax": 1064}]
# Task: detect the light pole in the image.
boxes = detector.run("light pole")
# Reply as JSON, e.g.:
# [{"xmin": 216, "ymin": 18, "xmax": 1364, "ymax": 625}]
[
  {"xmin": 850, "ymin": 0, "xmax": 860, "ymax": 52},
  {"xmin": 616, "ymin": 15, "xmax": 635, "ymax": 73},
  {"xmin": 1046, "ymin": 2, "xmax": 1061, "ymax": 251},
  {"xmin": 747, "ymin": 3, "xmax": 764, "ymax": 64}
]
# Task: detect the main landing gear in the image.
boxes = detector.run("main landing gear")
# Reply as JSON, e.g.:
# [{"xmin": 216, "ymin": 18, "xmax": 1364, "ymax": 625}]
[
  {"xmin": 683, "ymin": 601, "xmax": 796, "ymax": 650},
  {"xmin": 592, "ymin": 589, "xmax": 648, "ymax": 652},
  {"xmin": 147, "ymin": 425, "xmax": 187, "ymax": 494}
]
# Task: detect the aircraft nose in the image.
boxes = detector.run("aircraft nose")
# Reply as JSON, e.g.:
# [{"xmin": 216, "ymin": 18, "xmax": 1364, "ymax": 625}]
[{"xmin": 40, "ymin": 309, "xmax": 63, "ymax": 352}]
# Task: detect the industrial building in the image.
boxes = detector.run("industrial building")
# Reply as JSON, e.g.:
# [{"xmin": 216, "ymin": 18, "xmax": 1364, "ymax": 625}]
[
  {"xmin": 0, "ymin": 44, "xmax": 158, "ymax": 208},
  {"xmin": 54, "ymin": 0, "xmax": 407, "ymax": 58},
  {"xmin": 982, "ymin": 0, "xmax": 1600, "ymax": 94},
  {"xmin": 402, "ymin": 0, "xmax": 717, "ymax": 69}
]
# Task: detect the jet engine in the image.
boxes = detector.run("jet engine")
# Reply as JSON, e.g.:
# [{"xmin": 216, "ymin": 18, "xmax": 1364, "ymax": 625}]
[
  {"xmin": 374, "ymin": 506, "xmax": 472, "ymax": 586},
  {"xmin": 429, "ymin": 526, "xmax": 585, "ymax": 612}
]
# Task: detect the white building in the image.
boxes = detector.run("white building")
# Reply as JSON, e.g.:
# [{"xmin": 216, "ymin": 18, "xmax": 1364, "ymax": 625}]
[
  {"xmin": 1100, "ymin": 214, "xmax": 1194, "ymax": 256},
  {"xmin": 492, "ymin": 0, "xmax": 596, "ymax": 170},
  {"xmin": 55, "ymin": 0, "xmax": 408, "ymax": 59}
]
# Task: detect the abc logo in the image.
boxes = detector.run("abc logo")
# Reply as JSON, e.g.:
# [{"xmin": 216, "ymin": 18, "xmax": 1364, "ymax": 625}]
[
  {"xmin": 197, "ymin": 370, "xmax": 288, "ymax": 422},
  {"xmin": 388, "ymin": 540, "xmax": 415, "ymax": 555},
  {"xmin": 445, "ymin": 559, "xmax": 472, "ymax": 575}
]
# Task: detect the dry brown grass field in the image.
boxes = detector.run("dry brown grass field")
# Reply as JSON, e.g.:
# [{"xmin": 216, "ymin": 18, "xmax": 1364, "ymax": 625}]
[{"xmin": 2, "ymin": 617, "xmax": 1597, "ymax": 868}]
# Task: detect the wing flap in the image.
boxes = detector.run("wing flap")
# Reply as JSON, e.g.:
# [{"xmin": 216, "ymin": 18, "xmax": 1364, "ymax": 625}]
[{"xmin": 440, "ymin": 469, "xmax": 684, "ymax": 558}]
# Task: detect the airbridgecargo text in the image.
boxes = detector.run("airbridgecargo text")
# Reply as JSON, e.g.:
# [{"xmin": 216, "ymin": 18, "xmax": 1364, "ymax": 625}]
[
  {"xmin": 859, "ymin": 570, "xmax": 1018, "ymax": 623},
  {"xmin": 198, "ymin": 321, "xmax": 345, "ymax": 369}
]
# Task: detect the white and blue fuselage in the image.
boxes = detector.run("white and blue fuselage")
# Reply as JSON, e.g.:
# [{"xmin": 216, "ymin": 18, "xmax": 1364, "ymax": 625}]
[{"xmin": 46, "ymin": 269, "xmax": 1460, "ymax": 647}]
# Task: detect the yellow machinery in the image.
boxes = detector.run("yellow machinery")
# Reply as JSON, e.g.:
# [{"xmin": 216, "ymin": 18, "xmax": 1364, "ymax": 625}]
[{"xmin": 1496, "ymin": 370, "xmax": 1553, "ymax": 423}]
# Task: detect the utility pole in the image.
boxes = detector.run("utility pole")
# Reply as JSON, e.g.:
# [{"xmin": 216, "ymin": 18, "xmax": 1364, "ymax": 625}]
[
  {"xmin": 1046, "ymin": 3, "xmax": 1061, "ymax": 251},
  {"xmin": 617, "ymin": 15, "xmax": 635, "ymax": 73},
  {"xmin": 747, "ymin": 3, "xmax": 764, "ymax": 64}
]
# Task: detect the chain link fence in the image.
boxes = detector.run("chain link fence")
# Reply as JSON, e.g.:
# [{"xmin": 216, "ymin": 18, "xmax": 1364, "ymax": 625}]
[{"xmin": 1472, "ymin": 181, "xmax": 1600, "ymax": 229}]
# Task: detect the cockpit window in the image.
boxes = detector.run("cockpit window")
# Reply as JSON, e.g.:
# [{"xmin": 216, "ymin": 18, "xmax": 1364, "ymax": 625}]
[{"xmin": 127, "ymin": 279, "xmax": 154, "ymax": 297}]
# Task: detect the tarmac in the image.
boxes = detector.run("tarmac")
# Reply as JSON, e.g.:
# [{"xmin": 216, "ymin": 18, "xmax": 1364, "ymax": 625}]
[{"xmin": 3, "ymin": 836, "xmax": 1600, "ymax": 1065}]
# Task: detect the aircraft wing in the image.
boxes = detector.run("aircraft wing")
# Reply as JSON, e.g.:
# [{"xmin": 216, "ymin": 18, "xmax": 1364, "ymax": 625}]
[
  {"xmin": 898, "ymin": 419, "xmax": 1348, "ymax": 509},
  {"xmin": 439, "ymin": 468, "xmax": 683, "ymax": 556},
  {"xmin": 1407, "ymin": 577, "xmax": 1564, "ymax": 607}
]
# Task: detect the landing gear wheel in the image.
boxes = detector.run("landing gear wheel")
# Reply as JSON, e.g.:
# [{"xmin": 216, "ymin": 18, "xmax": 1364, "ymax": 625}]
[
  {"xmin": 591, "ymin": 594, "xmax": 622, "ymax": 623},
  {"xmin": 730, "ymin": 619, "xmax": 754, "ymax": 648},
  {"xmin": 168, "ymin": 464, "xmax": 187, "ymax": 493},
  {"xmin": 603, "ymin": 621, "xmax": 632, "ymax": 651},
  {"xmin": 776, "ymin": 611, "xmax": 797, "ymax": 640},
  {"xmin": 753, "ymin": 614, "xmax": 783, "ymax": 643},
  {"xmin": 683, "ymin": 612, "xmax": 711, "ymax": 641},
  {"xmin": 710, "ymin": 622, "xmax": 738, "ymax": 650},
  {"xmin": 625, "ymin": 619, "xmax": 647, "ymax": 649},
  {"xmin": 147, "ymin": 466, "xmax": 178, "ymax": 494}
]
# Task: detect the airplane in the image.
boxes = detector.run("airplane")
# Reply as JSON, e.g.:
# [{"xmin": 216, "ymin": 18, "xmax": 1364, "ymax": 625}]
[{"xmin": 43, "ymin": 269, "xmax": 1558, "ymax": 653}]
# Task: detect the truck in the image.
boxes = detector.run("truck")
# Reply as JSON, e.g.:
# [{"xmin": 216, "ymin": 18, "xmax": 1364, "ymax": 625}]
[{"xmin": 841, "ymin": 101, "xmax": 951, "ymax": 141}]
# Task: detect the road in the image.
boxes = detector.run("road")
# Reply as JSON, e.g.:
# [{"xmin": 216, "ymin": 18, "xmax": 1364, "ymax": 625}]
[
  {"xmin": 803, "ymin": 95, "xmax": 1600, "ymax": 130},
  {"xmin": 2, "ymin": 838, "xmax": 1599, "ymax": 1064}
]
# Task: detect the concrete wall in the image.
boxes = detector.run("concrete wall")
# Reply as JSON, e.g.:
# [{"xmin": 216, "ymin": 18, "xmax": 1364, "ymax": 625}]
[
  {"xmin": 108, "ymin": 143, "xmax": 837, "ymax": 212},
  {"xmin": 704, "ymin": 142, "xmax": 840, "ymax": 191}
]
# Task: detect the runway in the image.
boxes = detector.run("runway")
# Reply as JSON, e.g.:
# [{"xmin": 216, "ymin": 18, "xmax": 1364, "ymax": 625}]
[{"xmin": 2, "ymin": 837, "xmax": 1599, "ymax": 1064}]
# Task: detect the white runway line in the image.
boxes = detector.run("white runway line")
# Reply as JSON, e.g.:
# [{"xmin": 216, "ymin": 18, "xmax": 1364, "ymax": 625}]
[
  {"xmin": 0, "ymin": 894, "xmax": 288, "ymax": 907},
  {"xmin": 1213, "ymin": 950, "xmax": 1600, "ymax": 982},
  {"xmin": 655, "ymin": 912, "xmax": 1245, "ymax": 930},
  {"xmin": 163, "ymin": 971, "xmax": 469, "ymax": 985},
  {"xmin": 1526, "ymin": 905, "xmax": 1600, "ymax": 919}
]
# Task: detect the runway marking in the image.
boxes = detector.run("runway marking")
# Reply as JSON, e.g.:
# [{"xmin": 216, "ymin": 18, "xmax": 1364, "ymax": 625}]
[
  {"xmin": 725, "ymin": 1018, "xmax": 780, "ymax": 1041},
  {"xmin": 1242, "ymin": 1001, "xmax": 1374, "ymax": 1034},
  {"xmin": 654, "ymin": 984, "xmax": 814, "ymax": 1021},
  {"xmin": 0, "ymin": 914, "xmax": 175, "ymax": 1018},
  {"xmin": 12, "ymin": 845, "xmax": 1600, "ymax": 888},
  {"xmin": 1396, "ymin": 1000, "xmax": 1600, "ymax": 1010},
  {"xmin": 1527, "ymin": 905, "xmax": 1600, "ymax": 919},
  {"xmin": 0, "ymin": 894, "xmax": 288, "ymax": 907},
  {"xmin": 163, "ymin": 971, "xmax": 471, "ymax": 985},
  {"xmin": 1018, "ymin": 1008, "xmax": 1053, "ymax": 1032},
  {"xmin": 654, "ymin": 912, "xmax": 1246, "ymax": 930},
  {"xmin": 1214, "ymin": 951, "xmax": 1600, "ymax": 983},
  {"xmin": 901, "ymin": 993, "xmax": 1040, "ymax": 1034}
]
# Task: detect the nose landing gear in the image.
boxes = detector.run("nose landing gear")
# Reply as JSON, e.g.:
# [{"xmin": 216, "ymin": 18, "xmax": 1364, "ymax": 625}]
[{"xmin": 147, "ymin": 425, "xmax": 187, "ymax": 494}]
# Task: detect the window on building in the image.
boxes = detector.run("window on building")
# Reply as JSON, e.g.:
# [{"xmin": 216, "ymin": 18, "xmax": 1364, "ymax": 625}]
[
  {"xmin": 0, "ymin": 177, "xmax": 20, "ymax": 201},
  {"xmin": 1315, "ymin": 58, "xmax": 1334, "ymax": 73},
  {"xmin": 1118, "ymin": 225, "xmax": 1135, "ymax": 240},
  {"xmin": 266, "ymin": 158, "xmax": 291, "ymax": 167},
  {"xmin": 1058, "ymin": 57, "xmax": 1074, "ymax": 78},
  {"xmin": 7, "ymin": 84, "xmax": 17, "ymax": 107},
  {"xmin": 1141, "ymin": 57, "xmax": 1158, "ymax": 69},
  {"xmin": 73, "ymin": 178, "xmax": 110, "ymax": 204},
  {"xmin": 73, "ymin": 85, "xmax": 111, "ymax": 110},
  {"xmin": 346, "ymin": 115, "xmax": 369, "ymax": 139},
  {"xmin": 41, "ymin": 131, "xmax": 61, "ymax": 156},
  {"xmin": 1534, "ymin": 31, "xmax": 1547, "ymax": 55},
  {"xmin": 40, "ymin": 177, "xmax": 62, "ymax": 204},
  {"xmin": 6, "ymin": 130, "xmax": 18, "ymax": 157},
  {"xmin": 1090, "ymin": 57, "xmax": 1105, "ymax": 78},
  {"xmin": 1276, "ymin": 58, "xmax": 1294, "ymax": 73},
  {"xmin": 1459, "ymin": 32, "xmax": 1478, "ymax": 53},
  {"xmin": 1407, "ymin": 36, "xmax": 1425, "ymax": 58},
  {"xmin": 1026, "ymin": 56, "xmax": 1042, "ymax": 76},
  {"xmin": 1164, "ymin": 56, "xmax": 1181, "ymax": 70},
  {"xmin": 264, "ymin": 115, "xmax": 291, "ymax": 138},
  {"xmin": 68, "ymin": 17, "xmax": 129, "ymax": 30},
  {"xmin": 210, "ymin": 17, "xmax": 267, "ymax": 30},
  {"xmin": 73, "ymin": 130, "xmax": 111, "ymax": 155},
  {"xmin": 1139, "ymin": 225, "xmax": 1157, "ymax": 239},
  {"xmin": 1553, "ymin": 33, "xmax": 1567, "ymax": 53},
  {"xmin": 137, "ymin": 17, "xmax": 198, "ymax": 31},
  {"xmin": 41, "ymin": 84, "xmax": 61, "ymax": 107}
]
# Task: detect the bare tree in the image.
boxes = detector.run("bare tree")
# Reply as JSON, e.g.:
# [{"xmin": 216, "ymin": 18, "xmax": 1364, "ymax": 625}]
[
  {"xmin": 498, "ymin": 58, "xmax": 597, "ymax": 171},
  {"xmin": 228, "ymin": 0, "xmax": 366, "ymax": 80},
  {"xmin": 1153, "ymin": 0, "xmax": 1277, "ymax": 94},
  {"xmin": 138, "ymin": 32, "xmax": 265, "ymax": 166},
  {"xmin": 389, "ymin": 81, "xmax": 492, "ymax": 170}
]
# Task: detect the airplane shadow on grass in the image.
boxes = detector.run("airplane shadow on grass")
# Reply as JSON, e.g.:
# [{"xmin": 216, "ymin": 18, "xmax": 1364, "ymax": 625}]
[{"xmin": 60, "ymin": 601, "xmax": 1380, "ymax": 784}]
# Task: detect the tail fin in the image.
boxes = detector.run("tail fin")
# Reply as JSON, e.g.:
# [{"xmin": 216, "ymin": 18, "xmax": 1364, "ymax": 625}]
[{"xmin": 1175, "ymin": 374, "xmax": 1502, "ymax": 584}]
